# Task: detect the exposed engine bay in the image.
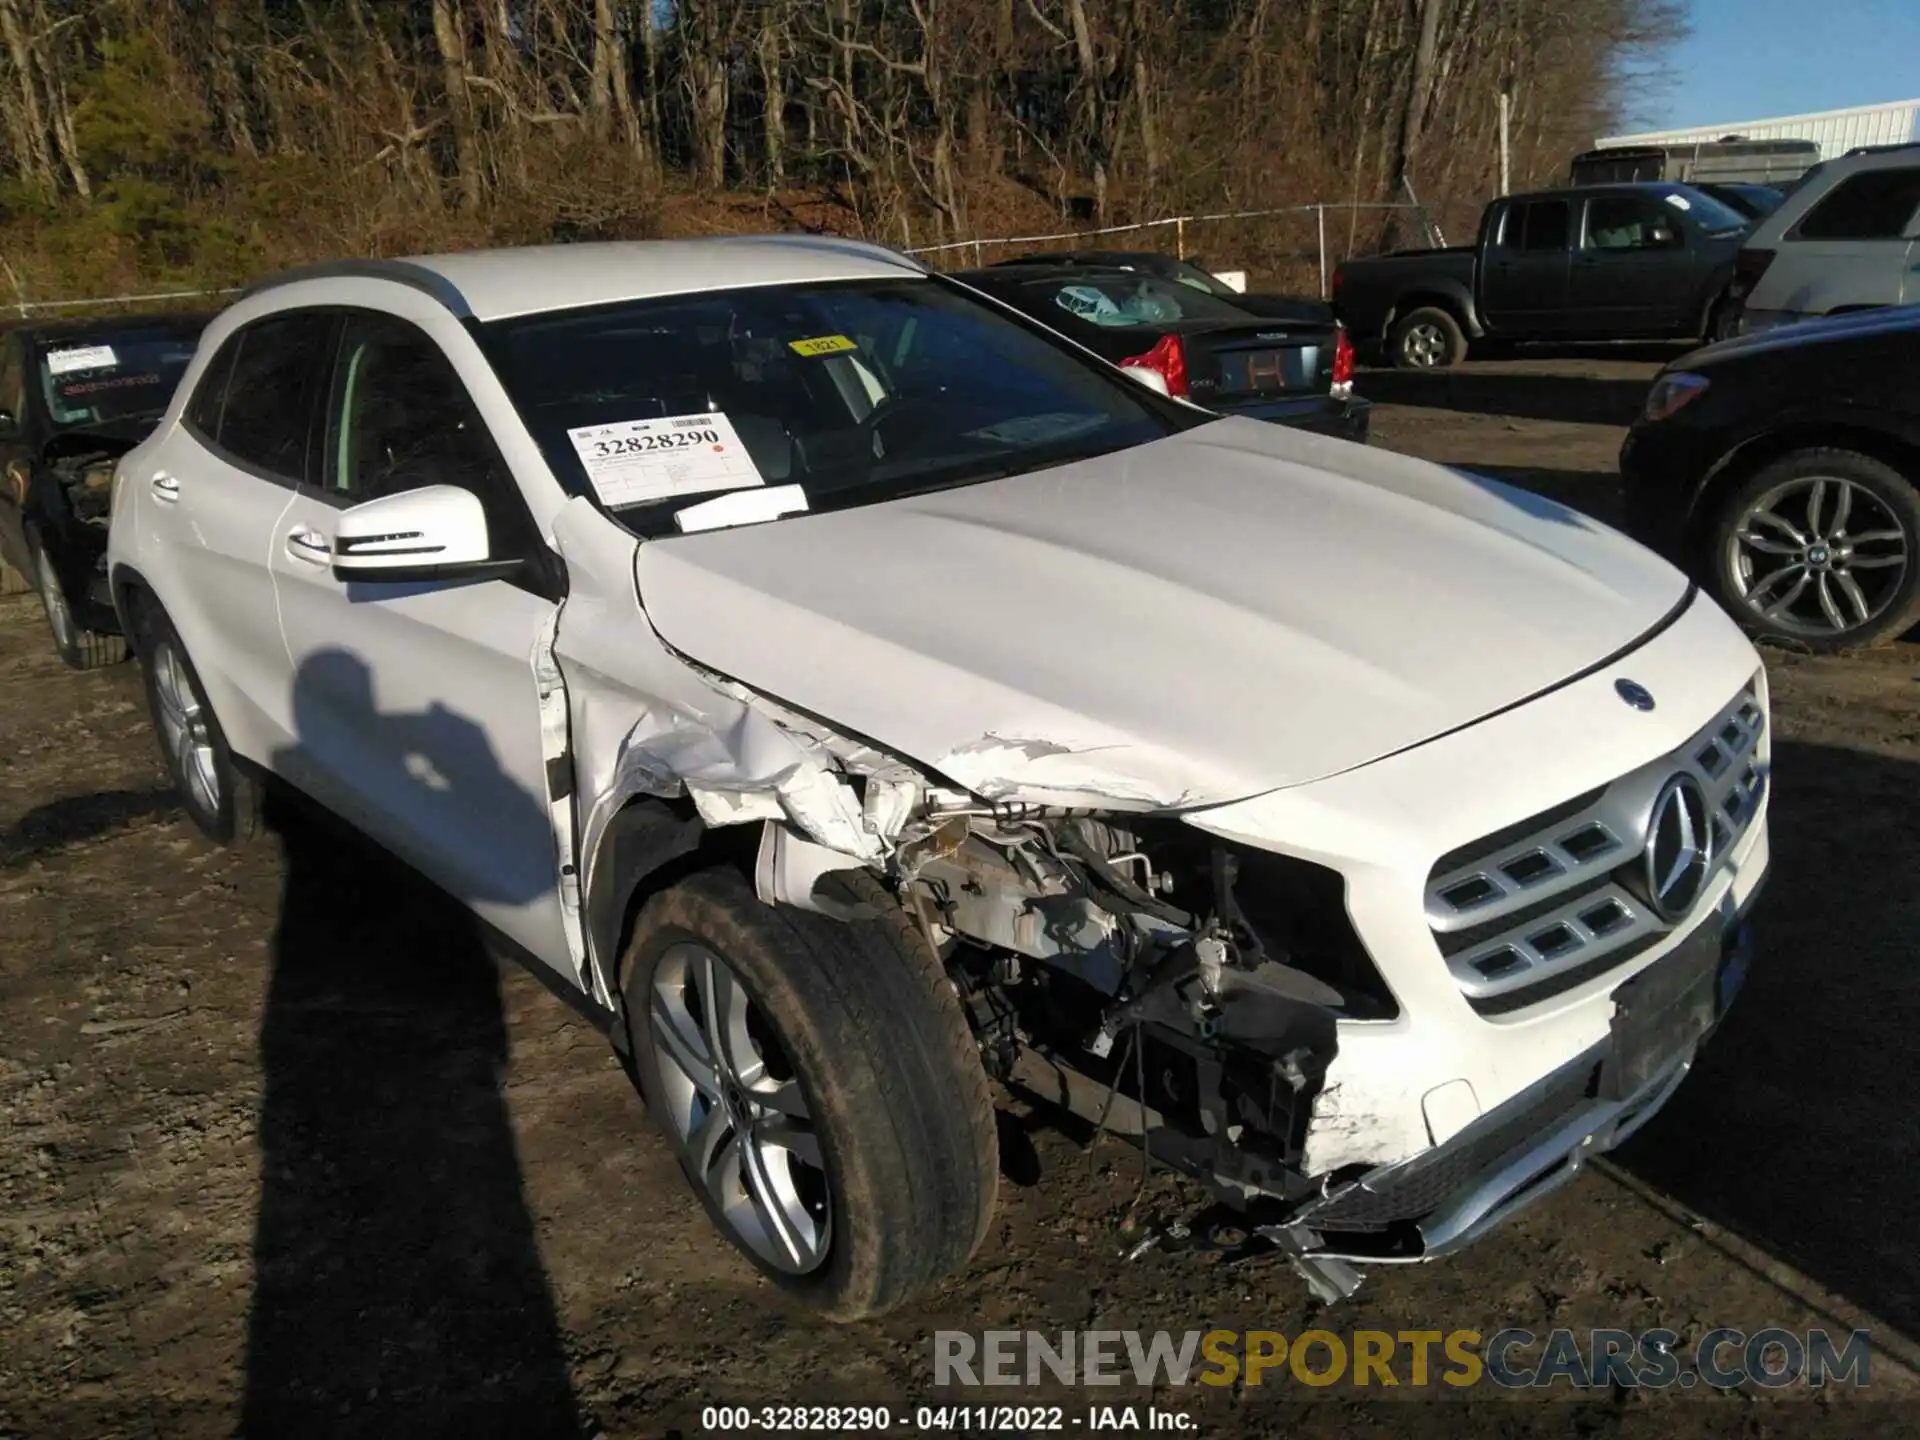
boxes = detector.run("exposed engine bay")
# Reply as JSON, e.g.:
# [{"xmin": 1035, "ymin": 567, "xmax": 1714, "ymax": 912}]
[
  {"xmin": 899, "ymin": 808, "xmax": 1395, "ymax": 1206},
  {"xmin": 612, "ymin": 661, "xmax": 1403, "ymax": 1248},
  {"xmin": 41, "ymin": 433, "xmax": 129, "ymax": 531}
]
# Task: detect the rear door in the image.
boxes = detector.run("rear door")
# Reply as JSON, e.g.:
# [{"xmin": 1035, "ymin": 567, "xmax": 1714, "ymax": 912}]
[
  {"xmin": 129, "ymin": 311, "xmax": 331, "ymax": 764},
  {"xmin": 1480, "ymin": 199, "xmax": 1572, "ymax": 335},
  {"xmin": 267, "ymin": 307, "xmax": 575, "ymax": 979},
  {"xmin": 1569, "ymin": 192, "xmax": 1699, "ymax": 335}
]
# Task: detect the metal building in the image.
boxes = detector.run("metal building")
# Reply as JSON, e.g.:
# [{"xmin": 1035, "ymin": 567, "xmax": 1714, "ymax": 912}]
[{"xmin": 1600, "ymin": 97, "xmax": 1920, "ymax": 162}]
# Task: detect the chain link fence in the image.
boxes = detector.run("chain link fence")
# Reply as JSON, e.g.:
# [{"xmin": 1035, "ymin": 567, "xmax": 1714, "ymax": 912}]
[{"xmin": 905, "ymin": 201, "xmax": 1436, "ymax": 298}]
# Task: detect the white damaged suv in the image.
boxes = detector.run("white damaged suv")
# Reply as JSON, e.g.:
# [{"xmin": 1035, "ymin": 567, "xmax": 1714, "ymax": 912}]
[{"xmin": 107, "ymin": 238, "xmax": 1770, "ymax": 1316}]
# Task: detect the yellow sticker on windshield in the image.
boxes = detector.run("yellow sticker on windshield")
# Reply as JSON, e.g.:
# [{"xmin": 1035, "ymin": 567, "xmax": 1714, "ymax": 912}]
[{"xmin": 788, "ymin": 334, "xmax": 858, "ymax": 357}]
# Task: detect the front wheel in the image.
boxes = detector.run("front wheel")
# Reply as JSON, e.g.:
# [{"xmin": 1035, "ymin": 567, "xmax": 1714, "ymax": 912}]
[
  {"xmin": 1706, "ymin": 293, "xmax": 1741, "ymax": 343},
  {"xmin": 29, "ymin": 534, "xmax": 125, "ymax": 671},
  {"xmin": 1387, "ymin": 306, "xmax": 1466, "ymax": 369},
  {"xmin": 622, "ymin": 867, "xmax": 998, "ymax": 1320},
  {"xmin": 1707, "ymin": 447, "xmax": 1920, "ymax": 651}
]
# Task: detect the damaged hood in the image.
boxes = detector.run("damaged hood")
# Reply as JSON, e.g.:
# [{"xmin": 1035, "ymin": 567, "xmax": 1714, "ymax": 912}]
[{"xmin": 634, "ymin": 418, "xmax": 1689, "ymax": 808}]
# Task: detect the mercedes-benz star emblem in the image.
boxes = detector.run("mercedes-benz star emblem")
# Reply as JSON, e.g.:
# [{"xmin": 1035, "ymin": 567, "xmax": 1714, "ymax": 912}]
[
  {"xmin": 1645, "ymin": 774, "xmax": 1712, "ymax": 921},
  {"xmin": 1615, "ymin": 678, "xmax": 1656, "ymax": 711}
]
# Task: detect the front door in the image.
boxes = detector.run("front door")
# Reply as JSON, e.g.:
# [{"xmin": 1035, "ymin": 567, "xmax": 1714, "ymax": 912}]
[
  {"xmin": 1569, "ymin": 194, "xmax": 1699, "ymax": 335},
  {"xmin": 268, "ymin": 309, "xmax": 573, "ymax": 978}
]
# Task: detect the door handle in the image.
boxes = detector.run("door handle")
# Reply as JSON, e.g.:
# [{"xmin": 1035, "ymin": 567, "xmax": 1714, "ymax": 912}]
[
  {"xmin": 150, "ymin": 473, "xmax": 180, "ymax": 503},
  {"xmin": 285, "ymin": 527, "xmax": 332, "ymax": 565}
]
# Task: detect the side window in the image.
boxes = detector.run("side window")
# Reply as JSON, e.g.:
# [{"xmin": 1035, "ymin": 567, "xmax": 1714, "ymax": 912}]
[
  {"xmin": 322, "ymin": 313, "xmax": 528, "ymax": 554},
  {"xmin": 1512, "ymin": 201, "xmax": 1570, "ymax": 252},
  {"xmin": 1584, "ymin": 197, "xmax": 1681, "ymax": 251},
  {"xmin": 214, "ymin": 312, "xmax": 334, "ymax": 482},
  {"xmin": 1795, "ymin": 168, "xmax": 1920, "ymax": 240},
  {"xmin": 185, "ymin": 333, "xmax": 240, "ymax": 439}
]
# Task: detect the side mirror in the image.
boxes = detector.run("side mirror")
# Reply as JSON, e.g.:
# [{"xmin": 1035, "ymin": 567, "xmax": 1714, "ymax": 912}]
[{"xmin": 331, "ymin": 483, "xmax": 519, "ymax": 585}]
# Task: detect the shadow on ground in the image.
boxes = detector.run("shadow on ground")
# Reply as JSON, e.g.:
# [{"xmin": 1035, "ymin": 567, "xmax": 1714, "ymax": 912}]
[
  {"xmin": 243, "ymin": 649, "xmax": 581, "ymax": 1436},
  {"xmin": 1615, "ymin": 737, "xmax": 1920, "ymax": 1337},
  {"xmin": 1359, "ymin": 367, "xmax": 1657, "ymax": 427},
  {"xmin": 0, "ymin": 786, "xmax": 178, "ymax": 869}
]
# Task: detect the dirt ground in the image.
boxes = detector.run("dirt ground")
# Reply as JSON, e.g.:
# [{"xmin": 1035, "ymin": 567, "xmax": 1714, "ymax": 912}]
[{"xmin": 4, "ymin": 350, "xmax": 1920, "ymax": 1439}]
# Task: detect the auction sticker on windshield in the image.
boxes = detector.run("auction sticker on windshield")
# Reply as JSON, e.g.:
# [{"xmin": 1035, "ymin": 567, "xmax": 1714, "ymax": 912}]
[
  {"xmin": 45, "ymin": 345, "xmax": 118, "ymax": 375},
  {"xmin": 567, "ymin": 411, "xmax": 762, "ymax": 508},
  {"xmin": 788, "ymin": 334, "xmax": 858, "ymax": 357}
]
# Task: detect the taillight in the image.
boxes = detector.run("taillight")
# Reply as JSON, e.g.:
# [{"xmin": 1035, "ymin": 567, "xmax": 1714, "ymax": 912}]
[
  {"xmin": 1730, "ymin": 247, "xmax": 1775, "ymax": 298},
  {"xmin": 1120, "ymin": 334, "xmax": 1189, "ymax": 397},
  {"xmin": 1332, "ymin": 327, "xmax": 1354, "ymax": 387}
]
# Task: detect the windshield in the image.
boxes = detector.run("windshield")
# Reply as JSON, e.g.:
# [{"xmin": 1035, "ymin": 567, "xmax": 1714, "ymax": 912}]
[
  {"xmin": 35, "ymin": 323, "xmax": 203, "ymax": 430},
  {"xmin": 486, "ymin": 277, "xmax": 1202, "ymax": 537},
  {"xmin": 1705, "ymin": 184, "xmax": 1785, "ymax": 219},
  {"xmin": 1663, "ymin": 186, "xmax": 1751, "ymax": 234}
]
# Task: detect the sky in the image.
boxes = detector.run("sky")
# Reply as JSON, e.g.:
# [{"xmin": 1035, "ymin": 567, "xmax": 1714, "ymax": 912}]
[{"xmin": 1647, "ymin": 0, "xmax": 1920, "ymax": 130}]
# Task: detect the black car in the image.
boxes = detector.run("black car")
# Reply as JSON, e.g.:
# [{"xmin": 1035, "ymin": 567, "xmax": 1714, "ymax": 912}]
[
  {"xmin": 956, "ymin": 263, "xmax": 1369, "ymax": 442},
  {"xmin": 1619, "ymin": 304, "xmax": 1920, "ymax": 651},
  {"xmin": 0, "ymin": 312, "xmax": 209, "ymax": 667},
  {"xmin": 993, "ymin": 249, "xmax": 1337, "ymax": 322},
  {"xmin": 1693, "ymin": 182, "xmax": 1787, "ymax": 221}
]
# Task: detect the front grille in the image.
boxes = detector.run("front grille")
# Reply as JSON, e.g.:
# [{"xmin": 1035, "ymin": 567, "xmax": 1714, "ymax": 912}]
[{"xmin": 1425, "ymin": 674, "xmax": 1768, "ymax": 1014}]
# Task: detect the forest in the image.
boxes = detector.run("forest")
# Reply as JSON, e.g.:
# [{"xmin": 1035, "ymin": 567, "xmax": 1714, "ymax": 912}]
[{"xmin": 0, "ymin": 0, "xmax": 1683, "ymax": 305}]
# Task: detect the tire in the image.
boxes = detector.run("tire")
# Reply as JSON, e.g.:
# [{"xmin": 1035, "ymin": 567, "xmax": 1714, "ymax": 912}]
[
  {"xmin": 1388, "ymin": 305, "xmax": 1466, "ymax": 369},
  {"xmin": 133, "ymin": 603, "xmax": 264, "ymax": 844},
  {"xmin": 1705, "ymin": 293, "xmax": 1740, "ymax": 344},
  {"xmin": 27, "ymin": 532, "xmax": 126, "ymax": 671},
  {"xmin": 1706, "ymin": 447, "xmax": 1920, "ymax": 652},
  {"xmin": 622, "ymin": 866, "xmax": 998, "ymax": 1321}
]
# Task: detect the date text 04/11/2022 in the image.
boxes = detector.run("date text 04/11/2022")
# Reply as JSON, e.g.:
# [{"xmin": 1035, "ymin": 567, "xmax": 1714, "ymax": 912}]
[{"xmin": 698, "ymin": 1404, "xmax": 1198, "ymax": 1432}]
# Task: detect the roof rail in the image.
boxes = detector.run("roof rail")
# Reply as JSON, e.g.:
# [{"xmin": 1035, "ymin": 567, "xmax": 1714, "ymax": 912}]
[
  {"xmin": 1840, "ymin": 140, "xmax": 1920, "ymax": 158},
  {"xmin": 236, "ymin": 259, "xmax": 473, "ymax": 318}
]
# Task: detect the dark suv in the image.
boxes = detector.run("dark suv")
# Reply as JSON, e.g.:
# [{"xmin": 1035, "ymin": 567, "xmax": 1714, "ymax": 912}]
[{"xmin": 0, "ymin": 313, "xmax": 209, "ymax": 667}]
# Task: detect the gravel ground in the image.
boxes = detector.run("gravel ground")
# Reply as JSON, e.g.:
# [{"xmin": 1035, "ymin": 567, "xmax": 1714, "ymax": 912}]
[{"xmin": 2, "ymin": 352, "xmax": 1918, "ymax": 1438}]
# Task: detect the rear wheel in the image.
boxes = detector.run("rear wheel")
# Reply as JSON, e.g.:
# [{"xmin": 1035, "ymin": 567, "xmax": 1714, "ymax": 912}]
[
  {"xmin": 1388, "ymin": 306, "xmax": 1465, "ymax": 369},
  {"xmin": 1707, "ymin": 447, "xmax": 1920, "ymax": 651},
  {"xmin": 28, "ymin": 532, "xmax": 125, "ymax": 670},
  {"xmin": 622, "ymin": 867, "xmax": 998, "ymax": 1320},
  {"xmin": 135, "ymin": 604, "xmax": 263, "ymax": 843}
]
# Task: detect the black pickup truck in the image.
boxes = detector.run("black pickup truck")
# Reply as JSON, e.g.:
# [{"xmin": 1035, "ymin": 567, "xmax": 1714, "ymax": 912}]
[{"xmin": 1333, "ymin": 182, "xmax": 1753, "ymax": 369}]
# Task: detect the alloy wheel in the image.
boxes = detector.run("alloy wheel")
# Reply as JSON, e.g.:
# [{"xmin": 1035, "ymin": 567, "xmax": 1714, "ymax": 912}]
[
  {"xmin": 648, "ymin": 941, "xmax": 831, "ymax": 1275},
  {"xmin": 152, "ymin": 640, "xmax": 222, "ymax": 815},
  {"xmin": 35, "ymin": 546, "xmax": 76, "ymax": 654},
  {"xmin": 1401, "ymin": 322, "xmax": 1447, "ymax": 368},
  {"xmin": 1726, "ymin": 474, "xmax": 1909, "ymax": 639}
]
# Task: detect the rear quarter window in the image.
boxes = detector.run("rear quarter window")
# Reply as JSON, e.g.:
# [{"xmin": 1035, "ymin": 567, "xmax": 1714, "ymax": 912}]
[{"xmin": 1794, "ymin": 168, "xmax": 1920, "ymax": 240}]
